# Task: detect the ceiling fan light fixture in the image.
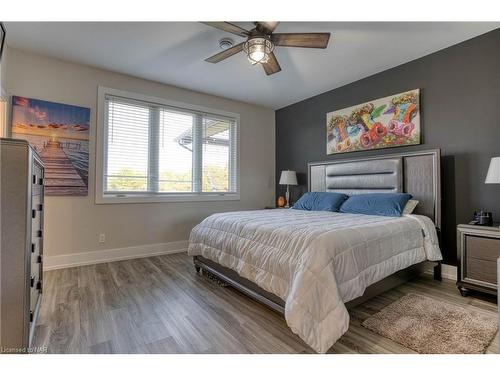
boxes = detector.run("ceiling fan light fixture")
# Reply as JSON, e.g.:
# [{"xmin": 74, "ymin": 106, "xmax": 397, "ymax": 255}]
[
  {"xmin": 243, "ymin": 36, "xmax": 274, "ymax": 64},
  {"xmin": 203, "ymin": 22, "xmax": 330, "ymax": 76}
]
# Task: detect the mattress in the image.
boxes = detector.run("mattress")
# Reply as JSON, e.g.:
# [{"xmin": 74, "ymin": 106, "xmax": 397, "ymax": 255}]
[{"xmin": 188, "ymin": 209, "xmax": 442, "ymax": 353}]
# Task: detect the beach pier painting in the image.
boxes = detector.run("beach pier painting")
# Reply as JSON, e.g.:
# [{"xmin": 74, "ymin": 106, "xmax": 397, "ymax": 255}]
[
  {"xmin": 11, "ymin": 96, "xmax": 90, "ymax": 196},
  {"xmin": 38, "ymin": 140, "xmax": 87, "ymax": 195}
]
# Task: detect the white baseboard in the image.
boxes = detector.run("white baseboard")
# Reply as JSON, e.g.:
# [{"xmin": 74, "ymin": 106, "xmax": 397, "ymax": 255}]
[
  {"xmin": 44, "ymin": 242, "xmax": 459, "ymax": 283},
  {"xmin": 440, "ymin": 264, "xmax": 457, "ymax": 281},
  {"xmin": 44, "ymin": 240, "xmax": 188, "ymax": 271},
  {"xmin": 425, "ymin": 263, "xmax": 457, "ymax": 281}
]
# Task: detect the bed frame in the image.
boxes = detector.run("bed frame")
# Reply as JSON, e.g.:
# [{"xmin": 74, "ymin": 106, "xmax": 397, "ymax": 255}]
[{"xmin": 193, "ymin": 148, "xmax": 442, "ymax": 314}]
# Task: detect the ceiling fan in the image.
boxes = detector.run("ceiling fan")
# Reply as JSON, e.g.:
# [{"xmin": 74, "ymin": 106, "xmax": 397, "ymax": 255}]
[{"xmin": 202, "ymin": 22, "xmax": 331, "ymax": 76}]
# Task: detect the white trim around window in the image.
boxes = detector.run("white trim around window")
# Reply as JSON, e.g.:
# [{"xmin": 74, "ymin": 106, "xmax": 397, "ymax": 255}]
[{"xmin": 96, "ymin": 86, "xmax": 240, "ymax": 204}]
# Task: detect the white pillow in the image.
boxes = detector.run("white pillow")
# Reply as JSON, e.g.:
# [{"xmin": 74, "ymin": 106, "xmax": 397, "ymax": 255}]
[{"xmin": 403, "ymin": 199, "xmax": 419, "ymax": 215}]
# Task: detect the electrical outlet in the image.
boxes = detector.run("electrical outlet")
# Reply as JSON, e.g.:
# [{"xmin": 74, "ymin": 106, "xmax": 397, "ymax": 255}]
[{"xmin": 99, "ymin": 233, "xmax": 106, "ymax": 243}]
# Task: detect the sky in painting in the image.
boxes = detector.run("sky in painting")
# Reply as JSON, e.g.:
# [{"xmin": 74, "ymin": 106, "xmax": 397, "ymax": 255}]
[
  {"xmin": 12, "ymin": 96, "xmax": 90, "ymax": 140},
  {"xmin": 13, "ymin": 96, "xmax": 90, "ymax": 128}
]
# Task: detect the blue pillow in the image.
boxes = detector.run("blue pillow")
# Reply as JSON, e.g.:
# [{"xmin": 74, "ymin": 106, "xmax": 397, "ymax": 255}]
[
  {"xmin": 339, "ymin": 193, "xmax": 412, "ymax": 217},
  {"xmin": 292, "ymin": 192, "xmax": 348, "ymax": 212}
]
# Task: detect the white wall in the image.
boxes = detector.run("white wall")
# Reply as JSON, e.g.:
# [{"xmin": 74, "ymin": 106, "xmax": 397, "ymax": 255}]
[
  {"xmin": 5, "ymin": 47, "xmax": 275, "ymax": 263},
  {"xmin": 0, "ymin": 61, "xmax": 4, "ymax": 97},
  {"xmin": 0, "ymin": 44, "xmax": 5, "ymax": 95},
  {"xmin": 0, "ymin": 47, "xmax": 7, "ymax": 136}
]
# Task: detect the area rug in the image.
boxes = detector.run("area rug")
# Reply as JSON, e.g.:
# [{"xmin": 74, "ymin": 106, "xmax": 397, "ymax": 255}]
[{"xmin": 361, "ymin": 293, "xmax": 498, "ymax": 354}]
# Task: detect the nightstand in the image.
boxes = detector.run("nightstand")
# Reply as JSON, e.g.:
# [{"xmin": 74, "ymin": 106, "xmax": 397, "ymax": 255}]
[{"xmin": 457, "ymin": 224, "xmax": 500, "ymax": 297}]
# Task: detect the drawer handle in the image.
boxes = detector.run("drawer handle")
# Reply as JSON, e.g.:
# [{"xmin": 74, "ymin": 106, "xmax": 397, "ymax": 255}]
[
  {"xmin": 32, "ymin": 209, "xmax": 36, "ymax": 219},
  {"xmin": 36, "ymin": 281, "xmax": 42, "ymax": 290},
  {"xmin": 39, "ymin": 178, "xmax": 44, "ymax": 186},
  {"xmin": 37, "ymin": 255, "xmax": 42, "ymax": 264},
  {"xmin": 29, "ymin": 310, "xmax": 34, "ymax": 322},
  {"xmin": 30, "ymin": 276, "xmax": 35, "ymax": 288},
  {"xmin": 32, "ymin": 175, "xmax": 37, "ymax": 184},
  {"xmin": 38, "ymin": 204, "xmax": 43, "ymax": 211},
  {"xmin": 37, "ymin": 230, "xmax": 43, "ymax": 238},
  {"xmin": 31, "ymin": 243, "xmax": 36, "ymax": 253}
]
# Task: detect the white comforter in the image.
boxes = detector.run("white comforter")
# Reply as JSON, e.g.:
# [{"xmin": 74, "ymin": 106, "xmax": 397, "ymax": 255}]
[{"xmin": 188, "ymin": 209, "xmax": 442, "ymax": 353}]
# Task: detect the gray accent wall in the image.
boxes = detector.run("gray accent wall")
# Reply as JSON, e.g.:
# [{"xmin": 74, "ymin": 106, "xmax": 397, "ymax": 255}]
[{"xmin": 276, "ymin": 28, "xmax": 500, "ymax": 265}]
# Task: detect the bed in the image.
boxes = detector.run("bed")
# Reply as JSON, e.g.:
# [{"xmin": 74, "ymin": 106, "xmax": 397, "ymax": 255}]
[{"xmin": 188, "ymin": 149, "xmax": 442, "ymax": 353}]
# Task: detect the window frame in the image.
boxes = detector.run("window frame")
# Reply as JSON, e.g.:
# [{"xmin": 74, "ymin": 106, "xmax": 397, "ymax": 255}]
[{"xmin": 96, "ymin": 86, "xmax": 240, "ymax": 204}]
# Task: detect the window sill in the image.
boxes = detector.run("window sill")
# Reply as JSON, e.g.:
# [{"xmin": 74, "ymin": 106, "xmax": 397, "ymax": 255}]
[{"xmin": 95, "ymin": 192, "xmax": 241, "ymax": 204}]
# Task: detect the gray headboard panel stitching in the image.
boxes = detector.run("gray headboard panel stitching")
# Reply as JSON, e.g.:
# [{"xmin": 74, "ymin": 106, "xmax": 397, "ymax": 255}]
[
  {"xmin": 325, "ymin": 157, "xmax": 402, "ymax": 195},
  {"xmin": 308, "ymin": 149, "xmax": 441, "ymax": 230}
]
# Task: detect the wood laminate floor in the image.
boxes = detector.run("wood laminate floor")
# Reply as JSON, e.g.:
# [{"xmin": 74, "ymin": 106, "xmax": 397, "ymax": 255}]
[{"xmin": 33, "ymin": 253, "xmax": 499, "ymax": 354}]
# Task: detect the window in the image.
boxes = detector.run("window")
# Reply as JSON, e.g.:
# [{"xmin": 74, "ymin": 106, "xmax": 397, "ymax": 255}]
[{"xmin": 96, "ymin": 87, "xmax": 239, "ymax": 203}]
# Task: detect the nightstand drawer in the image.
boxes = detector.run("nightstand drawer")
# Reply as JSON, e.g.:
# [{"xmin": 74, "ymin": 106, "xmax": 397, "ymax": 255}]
[
  {"xmin": 465, "ymin": 235, "xmax": 500, "ymax": 262},
  {"xmin": 466, "ymin": 257, "xmax": 497, "ymax": 285},
  {"xmin": 457, "ymin": 224, "xmax": 500, "ymax": 296}
]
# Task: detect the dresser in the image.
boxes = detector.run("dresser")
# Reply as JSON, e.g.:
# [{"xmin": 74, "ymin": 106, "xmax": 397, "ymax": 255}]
[
  {"xmin": 0, "ymin": 138, "xmax": 45, "ymax": 352},
  {"xmin": 457, "ymin": 224, "xmax": 500, "ymax": 297}
]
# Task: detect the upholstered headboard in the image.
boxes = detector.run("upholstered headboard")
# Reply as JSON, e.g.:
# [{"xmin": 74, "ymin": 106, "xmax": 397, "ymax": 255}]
[{"xmin": 308, "ymin": 149, "xmax": 441, "ymax": 230}]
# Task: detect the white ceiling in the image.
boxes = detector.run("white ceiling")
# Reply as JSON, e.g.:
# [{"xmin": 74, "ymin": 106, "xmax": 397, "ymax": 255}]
[{"xmin": 5, "ymin": 22, "xmax": 499, "ymax": 109}]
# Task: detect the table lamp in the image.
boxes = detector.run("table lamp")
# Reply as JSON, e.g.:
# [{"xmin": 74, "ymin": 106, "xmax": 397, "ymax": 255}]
[
  {"xmin": 485, "ymin": 157, "xmax": 500, "ymax": 184},
  {"xmin": 279, "ymin": 170, "xmax": 297, "ymax": 208},
  {"xmin": 485, "ymin": 157, "xmax": 500, "ymax": 227}
]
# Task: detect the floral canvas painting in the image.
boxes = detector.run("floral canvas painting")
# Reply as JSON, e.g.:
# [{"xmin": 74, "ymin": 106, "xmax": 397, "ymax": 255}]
[
  {"xmin": 11, "ymin": 96, "xmax": 90, "ymax": 196},
  {"xmin": 326, "ymin": 89, "xmax": 420, "ymax": 154}
]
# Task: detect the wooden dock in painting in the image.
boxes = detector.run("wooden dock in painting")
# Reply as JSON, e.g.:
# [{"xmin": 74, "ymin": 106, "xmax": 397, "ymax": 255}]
[{"xmin": 38, "ymin": 140, "xmax": 87, "ymax": 196}]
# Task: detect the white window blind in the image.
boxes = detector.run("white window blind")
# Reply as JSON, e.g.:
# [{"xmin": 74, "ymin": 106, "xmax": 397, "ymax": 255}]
[{"xmin": 103, "ymin": 93, "xmax": 238, "ymax": 198}]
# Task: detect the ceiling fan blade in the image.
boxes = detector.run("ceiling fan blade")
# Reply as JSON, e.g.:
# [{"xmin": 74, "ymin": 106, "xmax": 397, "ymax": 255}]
[
  {"xmin": 271, "ymin": 33, "xmax": 331, "ymax": 48},
  {"xmin": 255, "ymin": 21, "xmax": 279, "ymax": 34},
  {"xmin": 205, "ymin": 42, "xmax": 244, "ymax": 63},
  {"xmin": 262, "ymin": 52, "xmax": 281, "ymax": 76},
  {"xmin": 201, "ymin": 22, "xmax": 249, "ymax": 37}
]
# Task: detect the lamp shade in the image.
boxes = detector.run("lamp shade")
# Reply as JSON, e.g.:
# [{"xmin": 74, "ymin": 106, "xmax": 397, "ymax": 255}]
[
  {"xmin": 279, "ymin": 170, "xmax": 297, "ymax": 185},
  {"xmin": 485, "ymin": 157, "xmax": 500, "ymax": 183}
]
